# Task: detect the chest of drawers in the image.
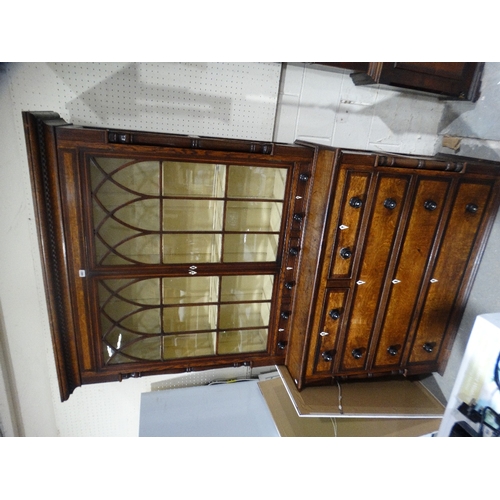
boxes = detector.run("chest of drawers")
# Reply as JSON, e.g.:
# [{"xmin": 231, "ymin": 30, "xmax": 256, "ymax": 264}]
[{"xmin": 286, "ymin": 148, "xmax": 500, "ymax": 389}]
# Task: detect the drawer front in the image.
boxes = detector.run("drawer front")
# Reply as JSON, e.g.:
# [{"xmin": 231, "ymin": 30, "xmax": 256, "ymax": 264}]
[
  {"xmin": 374, "ymin": 177, "xmax": 451, "ymax": 369},
  {"xmin": 409, "ymin": 180, "xmax": 493, "ymax": 364},
  {"xmin": 340, "ymin": 174, "xmax": 411, "ymax": 371},
  {"xmin": 329, "ymin": 169, "xmax": 371, "ymax": 279},
  {"xmin": 307, "ymin": 289, "xmax": 349, "ymax": 375}
]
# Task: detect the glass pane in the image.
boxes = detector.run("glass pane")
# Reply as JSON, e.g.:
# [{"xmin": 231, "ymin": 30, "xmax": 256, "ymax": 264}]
[
  {"xmin": 104, "ymin": 327, "xmax": 141, "ymax": 354},
  {"xmin": 92, "ymin": 158, "xmax": 160, "ymax": 196},
  {"xmin": 98, "ymin": 232, "xmax": 161, "ymax": 265},
  {"xmin": 223, "ymin": 234, "xmax": 279, "ymax": 262},
  {"xmin": 163, "ymin": 305, "xmax": 218, "ymax": 332},
  {"xmin": 119, "ymin": 336, "xmax": 162, "ymax": 361},
  {"xmin": 91, "ymin": 158, "xmax": 162, "ymax": 265},
  {"xmin": 163, "ymin": 234, "xmax": 221, "ymax": 263},
  {"xmin": 112, "ymin": 199, "xmax": 160, "ymax": 232},
  {"xmin": 221, "ymin": 275, "xmax": 274, "ymax": 302},
  {"xmin": 103, "ymin": 329, "xmax": 162, "ymax": 363},
  {"xmin": 164, "ymin": 332, "xmax": 216, "ymax": 359},
  {"xmin": 225, "ymin": 201, "xmax": 283, "ymax": 232},
  {"xmin": 227, "ymin": 166, "xmax": 287, "ymax": 200},
  {"xmin": 219, "ymin": 302, "xmax": 271, "ymax": 329},
  {"xmin": 163, "ymin": 199, "xmax": 224, "ymax": 232},
  {"xmin": 163, "ymin": 161, "xmax": 226, "ymax": 198},
  {"xmin": 99, "ymin": 278, "xmax": 161, "ymax": 307},
  {"xmin": 92, "ymin": 190, "xmax": 137, "ymax": 228},
  {"xmin": 162, "ymin": 276, "xmax": 219, "ymax": 305},
  {"xmin": 218, "ymin": 329, "xmax": 268, "ymax": 354},
  {"xmin": 99, "ymin": 279, "xmax": 161, "ymax": 334},
  {"xmin": 107, "ymin": 352, "xmax": 136, "ymax": 365}
]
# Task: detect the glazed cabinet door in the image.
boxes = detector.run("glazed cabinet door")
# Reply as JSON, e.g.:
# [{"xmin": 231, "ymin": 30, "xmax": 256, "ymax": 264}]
[
  {"xmin": 23, "ymin": 111, "xmax": 315, "ymax": 400},
  {"xmin": 87, "ymin": 156, "xmax": 287, "ymax": 368}
]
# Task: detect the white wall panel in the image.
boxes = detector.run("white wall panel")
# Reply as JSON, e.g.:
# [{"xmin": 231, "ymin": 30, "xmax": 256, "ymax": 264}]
[
  {"xmin": 0, "ymin": 62, "xmax": 281, "ymax": 436},
  {"xmin": 330, "ymin": 78, "xmax": 378, "ymax": 150},
  {"xmin": 295, "ymin": 65, "xmax": 343, "ymax": 144},
  {"xmin": 275, "ymin": 63, "xmax": 444, "ymax": 155},
  {"xmin": 12, "ymin": 62, "xmax": 281, "ymax": 140}
]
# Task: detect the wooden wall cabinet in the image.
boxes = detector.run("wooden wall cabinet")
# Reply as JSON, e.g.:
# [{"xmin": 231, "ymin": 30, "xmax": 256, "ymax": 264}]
[
  {"xmin": 317, "ymin": 63, "xmax": 484, "ymax": 101},
  {"xmin": 24, "ymin": 112, "xmax": 500, "ymax": 400}
]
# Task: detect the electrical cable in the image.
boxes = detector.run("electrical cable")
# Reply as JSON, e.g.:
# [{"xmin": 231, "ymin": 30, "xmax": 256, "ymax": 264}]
[
  {"xmin": 207, "ymin": 378, "xmax": 255, "ymax": 385},
  {"xmin": 336, "ymin": 379, "xmax": 344, "ymax": 414}
]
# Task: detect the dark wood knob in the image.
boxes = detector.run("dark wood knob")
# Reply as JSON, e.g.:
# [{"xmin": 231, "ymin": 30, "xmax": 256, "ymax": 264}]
[
  {"xmin": 280, "ymin": 311, "xmax": 290, "ymax": 319},
  {"xmin": 424, "ymin": 200, "xmax": 437, "ymax": 211},
  {"xmin": 340, "ymin": 247, "xmax": 352, "ymax": 259},
  {"xmin": 466, "ymin": 203, "xmax": 478, "ymax": 214},
  {"xmin": 293, "ymin": 213, "xmax": 304, "ymax": 222},
  {"xmin": 284, "ymin": 281, "xmax": 295, "ymax": 290},
  {"xmin": 289, "ymin": 246, "xmax": 300, "ymax": 256},
  {"xmin": 352, "ymin": 348, "xmax": 363, "ymax": 359},
  {"xmin": 350, "ymin": 197, "xmax": 363, "ymax": 208},
  {"xmin": 277, "ymin": 341, "xmax": 287, "ymax": 350},
  {"xmin": 387, "ymin": 345, "xmax": 399, "ymax": 356},
  {"xmin": 423, "ymin": 342, "xmax": 434, "ymax": 353},
  {"xmin": 299, "ymin": 173, "xmax": 310, "ymax": 182},
  {"xmin": 322, "ymin": 351, "xmax": 334, "ymax": 362},
  {"xmin": 384, "ymin": 198, "xmax": 397, "ymax": 210},
  {"xmin": 329, "ymin": 308, "xmax": 341, "ymax": 320}
]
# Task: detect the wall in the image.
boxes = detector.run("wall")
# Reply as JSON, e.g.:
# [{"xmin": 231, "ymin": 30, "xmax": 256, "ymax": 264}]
[
  {"xmin": 438, "ymin": 62, "xmax": 500, "ymax": 161},
  {"xmin": 0, "ymin": 62, "xmax": 281, "ymax": 436}
]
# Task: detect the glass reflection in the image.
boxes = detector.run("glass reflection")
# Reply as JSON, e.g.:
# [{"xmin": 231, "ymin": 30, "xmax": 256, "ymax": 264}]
[
  {"xmin": 218, "ymin": 329, "xmax": 268, "ymax": 354},
  {"xmin": 163, "ymin": 162, "xmax": 225, "ymax": 198},
  {"xmin": 227, "ymin": 166, "xmax": 287, "ymax": 200},
  {"xmin": 223, "ymin": 234, "xmax": 279, "ymax": 262}
]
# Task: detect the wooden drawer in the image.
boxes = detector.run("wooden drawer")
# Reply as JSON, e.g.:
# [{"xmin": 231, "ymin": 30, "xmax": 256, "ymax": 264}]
[
  {"xmin": 339, "ymin": 173, "xmax": 411, "ymax": 372},
  {"xmin": 373, "ymin": 177, "xmax": 452, "ymax": 370},
  {"xmin": 306, "ymin": 288, "xmax": 349, "ymax": 377},
  {"xmin": 408, "ymin": 179, "xmax": 495, "ymax": 366}
]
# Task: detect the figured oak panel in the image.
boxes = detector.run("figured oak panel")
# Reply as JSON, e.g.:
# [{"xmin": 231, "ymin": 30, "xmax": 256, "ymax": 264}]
[
  {"xmin": 329, "ymin": 170, "xmax": 371, "ymax": 279},
  {"xmin": 340, "ymin": 174, "xmax": 410, "ymax": 371},
  {"xmin": 409, "ymin": 180, "xmax": 493, "ymax": 364},
  {"xmin": 307, "ymin": 289, "xmax": 349, "ymax": 376},
  {"xmin": 373, "ymin": 177, "xmax": 451, "ymax": 369}
]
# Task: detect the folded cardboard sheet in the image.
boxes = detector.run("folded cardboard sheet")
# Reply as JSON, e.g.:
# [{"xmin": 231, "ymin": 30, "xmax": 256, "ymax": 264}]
[
  {"xmin": 276, "ymin": 366, "xmax": 444, "ymax": 418},
  {"xmin": 258, "ymin": 376, "xmax": 442, "ymax": 436},
  {"xmin": 255, "ymin": 366, "xmax": 444, "ymax": 436}
]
